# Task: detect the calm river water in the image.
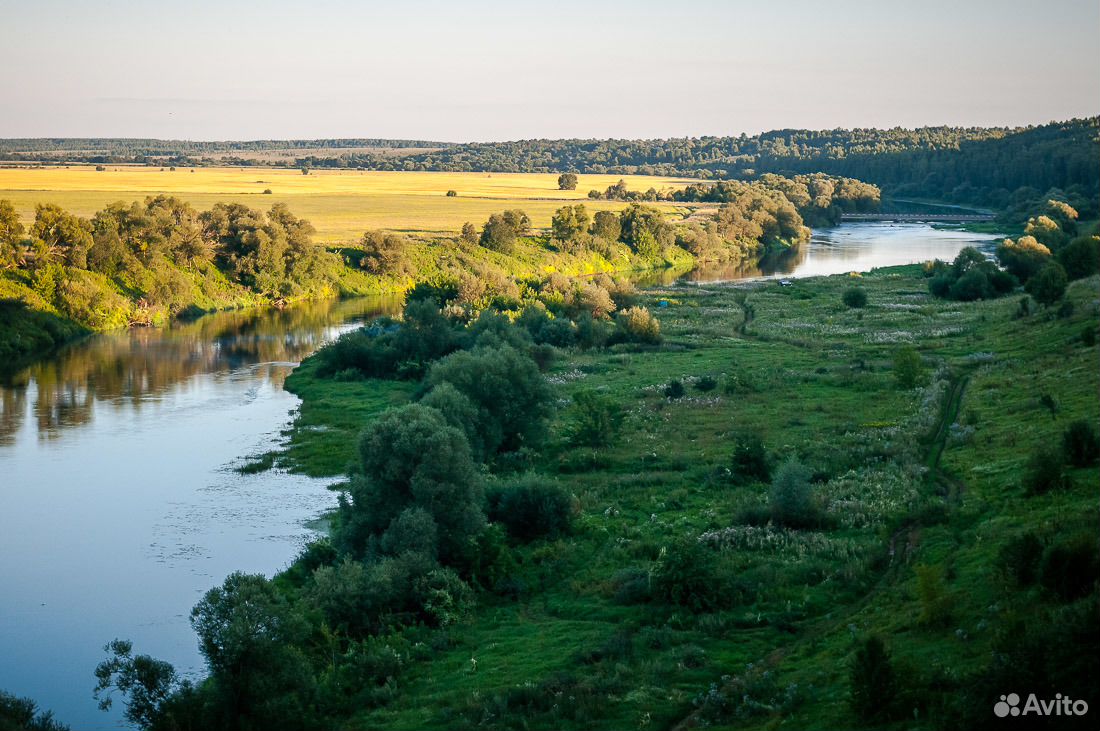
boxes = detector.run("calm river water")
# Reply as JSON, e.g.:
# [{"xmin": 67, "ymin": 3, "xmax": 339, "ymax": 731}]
[{"xmin": 0, "ymin": 223, "xmax": 997, "ymax": 728}]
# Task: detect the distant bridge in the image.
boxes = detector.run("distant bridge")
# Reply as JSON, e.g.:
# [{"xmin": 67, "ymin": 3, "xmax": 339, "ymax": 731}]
[{"xmin": 840, "ymin": 213, "xmax": 996, "ymax": 223}]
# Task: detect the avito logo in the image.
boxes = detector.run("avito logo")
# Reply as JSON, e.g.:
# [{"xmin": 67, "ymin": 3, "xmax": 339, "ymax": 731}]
[{"xmin": 994, "ymin": 692, "xmax": 1089, "ymax": 718}]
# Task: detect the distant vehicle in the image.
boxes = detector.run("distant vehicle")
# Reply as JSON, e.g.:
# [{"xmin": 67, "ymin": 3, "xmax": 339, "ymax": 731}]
[{"xmin": 779, "ymin": 279, "xmax": 793, "ymax": 287}]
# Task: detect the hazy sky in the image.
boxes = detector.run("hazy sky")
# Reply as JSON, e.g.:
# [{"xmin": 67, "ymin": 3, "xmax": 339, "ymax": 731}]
[{"xmin": 1, "ymin": 0, "xmax": 1097, "ymax": 141}]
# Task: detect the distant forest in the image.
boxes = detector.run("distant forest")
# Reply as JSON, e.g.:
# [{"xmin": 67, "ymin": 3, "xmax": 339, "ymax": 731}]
[{"xmin": 2, "ymin": 118, "xmax": 1097, "ymax": 216}]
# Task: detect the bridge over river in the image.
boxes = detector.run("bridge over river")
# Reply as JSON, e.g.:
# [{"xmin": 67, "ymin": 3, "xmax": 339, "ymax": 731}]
[{"xmin": 840, "ymin": 212, "xmax": 996, "ymax": 223}]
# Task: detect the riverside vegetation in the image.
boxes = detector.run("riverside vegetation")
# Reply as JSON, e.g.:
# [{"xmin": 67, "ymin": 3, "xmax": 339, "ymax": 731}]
[
  {"xmin": 0, "ymin": 172, "xmax": 877, "ymax": 364},
  {"xmin": 80, "ymin": 199, "xmax": 1100, "ymax": 729}
]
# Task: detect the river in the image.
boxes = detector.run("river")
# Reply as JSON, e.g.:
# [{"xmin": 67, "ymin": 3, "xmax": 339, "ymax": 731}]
[{"xmin": 0, "ymin": 222, "xmax": 998, "ymax": 729}]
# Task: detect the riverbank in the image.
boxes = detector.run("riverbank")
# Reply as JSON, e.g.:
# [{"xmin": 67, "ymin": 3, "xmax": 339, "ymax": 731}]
[
  {"xmin": 0, "ymin": 233, "xmax": 696, "ymax": 368},
  {"xmin": 268, "ymin": 264, "xmax": 1098, "ymax": 729}
]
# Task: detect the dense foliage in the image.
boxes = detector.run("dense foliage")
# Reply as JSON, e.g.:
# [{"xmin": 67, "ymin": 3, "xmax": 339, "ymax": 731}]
[{"xmin": 1, "ymin": 196, "xmax": 341, "ymax": 335}]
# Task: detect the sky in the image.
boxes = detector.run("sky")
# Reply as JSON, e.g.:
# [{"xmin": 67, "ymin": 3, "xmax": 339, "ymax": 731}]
[{"xmin": 1, "ymin": 0, "xmax": 1097, "ymax": 142}]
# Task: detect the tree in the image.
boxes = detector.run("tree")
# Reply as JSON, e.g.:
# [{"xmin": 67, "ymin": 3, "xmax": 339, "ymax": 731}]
[
  {"xmin": 94, "ymin": 639, "xmax": 181, "ymax": 730},
  {"xmin": 1023, "ymin": 446, "xmax": 1072, "ymax": 495},
  {"xmin": 1057, "ymin": 235, "xmax": 1100, "ymax": 280},
  {"xmin": 769, "ymin": 458, "xmax": 817, "ymax": 528},
  {"xmin": 550, "ymin": 204, "xmax": 589, "ymax": 247},
  {"xmin": 460, "ymin": 222, "xmax": 478, "ymax": 245},
  {"xmin": 893, "ymin": 347, "xmax": 924, "ymax": 388},
  {"xmin": 1024, "ymin": 214, "xmax": 1068, "ymax": 251},
  {"xmin": 426, "ymin": 344, "xmax": 554, "ymax": 456},
  {"xmin": 619, "ymin": 204, "xmax": 673, "ymax": 254},
  {"xmin": 31, "ymin": 203, "xmax": 93, "ymax": 269},
  {"xmin": 189, "ymin": 572, "xmax": 313, "ymax": 726},
  {"xmin": 359, "ymin": 230, "xmax": 410, "ymax": 276},
  {"xmin": 421, "ymin": 381, "xmax": 487, "ymax": 460},
  {"xmin": 928, "ymin": 246, "xmax": 1017, "ymax": 302},
  {"xmin": 340, "ymin": 404, "xmax": 484, "ymax": 559},
  {"xmin": 589, "ymin": 210, "xmax": 622, "ymax": 243},
  {"xmin": 0, "ymin": 199, "xmax": 25, "ymax": 269},
  {"xmin": 0, "ymin": 690, "xmax": 71, "ymax": 731},
  {"xmin": 996, "ymin": 235, "xmax": 1051, "ymax": 282},
  {"xmin": 1025, "ymin": 261, "xmax": 1068, "ymax": 306},
  {"xmin": 849, "ymin": 636, "xmax": 900, "ymax": 722},
  {"xmin": 604, "ymin": 179, "xmax": 629, "ymax": 199},
  {"xmin": 652, "ymin": 539, "xmax": 723, "ymax": 610},
  {"xmin": 479, "ymin": 210, "xmax": 530, "ymax": 254},
  {"xmin": 557, "ymin": 173, "xmax": 578, "ymax": 191}
]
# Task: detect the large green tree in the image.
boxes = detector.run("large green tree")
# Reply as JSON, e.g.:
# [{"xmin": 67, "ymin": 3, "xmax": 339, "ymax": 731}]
[{"xmin": 338, "ymin": 404, "xmax": 484, "ymax": 560}]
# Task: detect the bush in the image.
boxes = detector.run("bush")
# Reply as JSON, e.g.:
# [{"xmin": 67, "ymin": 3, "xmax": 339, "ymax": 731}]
[
  {"xmin": 1022, "ymin": 447, "xmax": 1072, "ymax": 495},
  {"xmin": 1025, "ymin": 260, "xmax": 1068, "ymax": 306},
  {"xmin": 928, "ymin": 247, "xmax": 1017, "ymax": 301},
  {"xmin": 445, "ymin": 189, "xmax": 457, "ymax": 197},
  {"xmin": 892, "ymin": 347, "xmax": 924, "ymax": 389},
  {"xmin": 1082, "ymin": 325, "xmax": 1097, "ymax": 347},
  {"xmin": 695, "ymin": 375, "xmax": 718, "ymax": 392},
  {"xmin": 486, "ymin": 474, "xmax": 575, "ymax": 543},
  {"xmin": 842, "ymin": 287, "xmax": 868, "ymax": 308},
  {"xmin": 610, "ymin": 567, "xmax": 652, "ymax": 604},
  {"xmin": 612, "ymin": 306, "xmax": 662, "ymax": 344},
  {"xmin": 1056, "ymin": 235, "xmax": 1100, "ymax": 280},
  {"xmin": 997, "ymin": 532, "xmax": 1044, "ymax": 586},
  {"xmin": 566, "ymin": 389, "xmax": 625, "ymax": 447},
  {"xmin": 479, "ymin": 210, "xmax": 529, "ymax": 254},
  {"xmin": 664, "ymin": 380, "xmax": 685, "ymax": 398},
  {"xmin": 1062, "ymin": 419, "xmax": 1100, "ymax": 467},
  {"xmin": 768, "ymin": 458, "xmax": 817, "ymax": 528},
  {"xmin": 651, "ymin": 539, "xmax": 725, "ymax": 610},
  {"xmin": 915, "ymin": 563, "xmax": 952, "ymax": 626},
  {"xmin": 1038, "ymin": 535, "xmax": 1100, "ymax": 601},
  {"xmin": 359, "ymin": 230, "xmax": 411, "ymax": 276},
  {"xmin": 849, "ymin": 636, "xmax": 900, "ymax": 722},
  {"xmin": 728, "ymin": 431, "xmax": 770, "ymax": 485},
  {"xmin": 557, "ymin": 173, "xmax": 578, "ymax": 191}
]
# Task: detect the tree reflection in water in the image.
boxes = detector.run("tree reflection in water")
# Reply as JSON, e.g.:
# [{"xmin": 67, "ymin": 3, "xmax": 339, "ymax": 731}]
[{"xmin": 0, "ymin": 296, "xmax": 400, "ymax": 444}]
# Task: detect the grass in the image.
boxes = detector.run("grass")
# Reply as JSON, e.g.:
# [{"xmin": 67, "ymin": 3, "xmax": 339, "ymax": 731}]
[
  {"xmin": 0, "ymin": 167, "xmax": 695, "ymax": 240},
  {"xmin": 275, "ymin": 265, "xmax": 1099, "ymax": 729}
]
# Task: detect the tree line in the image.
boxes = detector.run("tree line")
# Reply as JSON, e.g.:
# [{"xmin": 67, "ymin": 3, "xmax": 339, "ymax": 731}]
[
  {"xmin": 295, "ymin": 118, "xmax": 1098, "ymax": 218},
  {"xmin": 0, "ymin": 197, "xmax": 341, "ymax": 329},
  {"xmin": 5, "ymin": 119, "xmax": 1094, "ymax": 221}
]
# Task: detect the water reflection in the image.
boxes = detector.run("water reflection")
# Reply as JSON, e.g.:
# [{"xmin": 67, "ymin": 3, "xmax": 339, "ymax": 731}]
[
  {"xmin": 680, "ymin": 222, "xmax": 999, "ymax": 284},
  {"xmin": 0, "ymin": 295, "xmax": 400, "ymax": 729},
  {"xmin": 0, "ymin": 296, "xmax": 401, "ymax": 444}
]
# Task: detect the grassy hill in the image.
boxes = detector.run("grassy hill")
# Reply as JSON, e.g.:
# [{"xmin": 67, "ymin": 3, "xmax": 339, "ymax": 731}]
[{"xmin": 274, "ymin": 265, "xmax": 1099, "ymax": 729}]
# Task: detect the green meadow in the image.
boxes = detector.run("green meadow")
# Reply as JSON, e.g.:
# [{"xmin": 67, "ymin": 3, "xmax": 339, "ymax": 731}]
[{"xmin": 275, "ymin": 265, "xmax": 1099, "ymax": 729}]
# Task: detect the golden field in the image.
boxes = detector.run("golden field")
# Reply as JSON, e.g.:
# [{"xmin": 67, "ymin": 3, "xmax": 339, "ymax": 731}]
[{"xmin": 0, "ymin": 167, "xmax": 695, "ymax": 241}]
